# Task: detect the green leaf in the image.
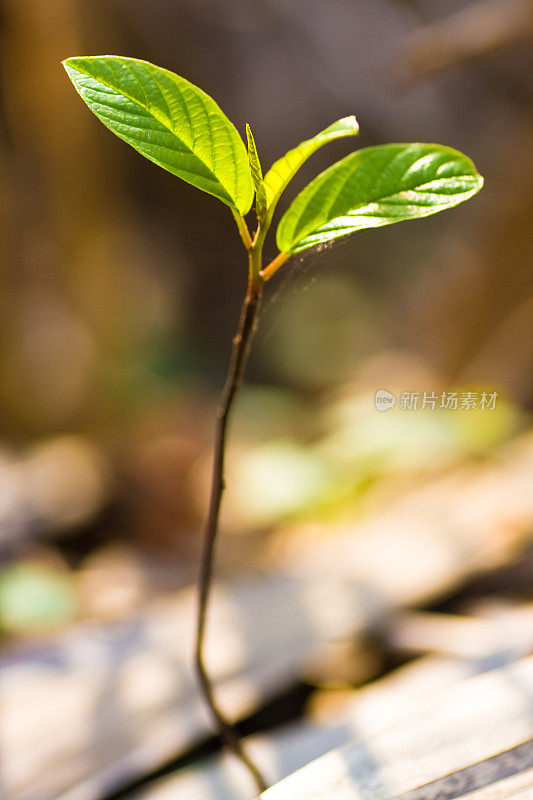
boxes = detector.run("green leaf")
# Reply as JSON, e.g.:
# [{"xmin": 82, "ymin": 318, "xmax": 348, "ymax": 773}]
[
  {"xmin": 63, "ymin": 56, "xmax": 253, "ymax": 214},
  {"xmin": 263, "ymin": 116, "xmax": 359, "ymax": 218},
  {"xmin": 246, "ymin": 124, "xmax": 267, "ymax": 220},
  {"xmin": 276, "ymin": 143, "xmax": 483, "ymax": 254}
]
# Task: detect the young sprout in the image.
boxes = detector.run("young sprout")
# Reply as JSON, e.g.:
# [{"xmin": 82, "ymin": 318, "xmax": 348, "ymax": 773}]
[{"xmin": 63, "ymin": 55, "xmax": 484, "ymax": 792}]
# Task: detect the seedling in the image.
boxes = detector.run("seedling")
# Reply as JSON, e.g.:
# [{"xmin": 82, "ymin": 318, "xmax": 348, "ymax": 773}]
[{"xmin": 63, "ymin": 55, "xmax": 483, "ymax": 792}]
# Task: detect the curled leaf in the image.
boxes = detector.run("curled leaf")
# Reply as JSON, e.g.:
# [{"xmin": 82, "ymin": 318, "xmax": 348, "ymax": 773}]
[{"xmin": 246, "ymin": 124, "xmax": 267, "ymax": 220}]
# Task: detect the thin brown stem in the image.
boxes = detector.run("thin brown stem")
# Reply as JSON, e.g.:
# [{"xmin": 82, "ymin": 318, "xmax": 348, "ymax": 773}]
[{"xmin": 195, "ymin": 276, "xmax": 267, "ymax": 794}]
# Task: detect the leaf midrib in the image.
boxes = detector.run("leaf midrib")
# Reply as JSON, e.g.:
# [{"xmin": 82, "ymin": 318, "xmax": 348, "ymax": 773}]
[
  {"xmin": 287, "ymin": 176, "xmax": 480, "ymax": 251},
  {"xmin": 286, "ymin": 153, "xmax": 478, "ymax": 249}
]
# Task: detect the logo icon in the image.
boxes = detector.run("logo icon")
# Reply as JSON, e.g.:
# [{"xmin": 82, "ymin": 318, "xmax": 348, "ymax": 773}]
[{"xmin": 375, "ymin": 389, "xmax": 396, "ymax": 412}]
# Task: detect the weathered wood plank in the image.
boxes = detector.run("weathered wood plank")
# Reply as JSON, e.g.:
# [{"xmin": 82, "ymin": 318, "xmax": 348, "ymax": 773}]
[
  {"xmin": 260, "ymin": 656, "xmax": 533, "ymax": 800},
  {"xmin": 123, "ymin": 640, "xmax": 533, "ymax": 800},
  {"xmin": 2, "ymin": 436, "xmax": 533, "ymax": 800},
  {"xmin": 388, "ymin": 603, "xmax": 533, "ymax": 660}
]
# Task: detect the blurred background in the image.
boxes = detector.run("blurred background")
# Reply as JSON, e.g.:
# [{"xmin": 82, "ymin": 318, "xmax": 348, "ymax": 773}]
[
  {"xmin": 0, "ymin": 3, "xmax": 533, "ymax": 796},
  {"xmin": 0, "ymin": 0, "xmax": 533, "ymax": 800},
  {"xmin": 1, "ymin": 0, "xmax": 532, "ymax": 630}
]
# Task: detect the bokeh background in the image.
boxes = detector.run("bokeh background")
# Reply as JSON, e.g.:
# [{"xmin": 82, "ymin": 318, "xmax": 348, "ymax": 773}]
[{"xmin": 1, "ymin": 0, "xmax": 532, "ymax": 656}]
